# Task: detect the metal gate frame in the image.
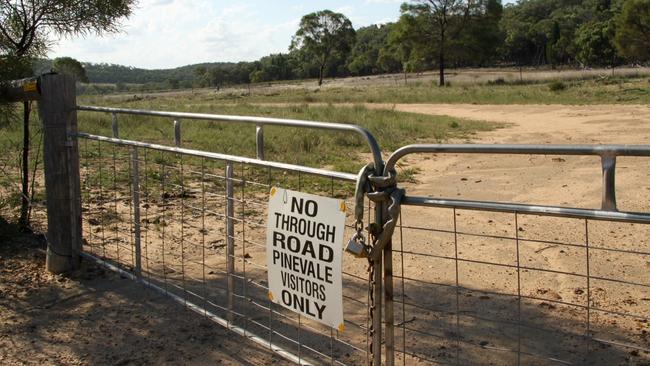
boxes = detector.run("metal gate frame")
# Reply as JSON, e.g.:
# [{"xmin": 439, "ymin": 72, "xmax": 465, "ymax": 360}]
[{"xmin": 74, "ymin": 104, "xmax": 391, "ymax": 365}]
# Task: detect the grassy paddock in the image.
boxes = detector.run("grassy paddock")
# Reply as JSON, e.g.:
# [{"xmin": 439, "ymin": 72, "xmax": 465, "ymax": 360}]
[
  {"xmin": 71, "ymin": 100, "xmax": 497, "ymax": 207},
  {"xmin": 115, "ymin": 71, "xmax": 650, "ymax": 106},
  {"xmin": 212, "ymin": 75, "xmax": 650, "ymax": 105},
  {"xmin": 76, "ymin": 99, "xmax": 496, "ymax": 174},
  {"xmin": 1, "ymin": 98, "xmax": 495, "ymax": 221}
]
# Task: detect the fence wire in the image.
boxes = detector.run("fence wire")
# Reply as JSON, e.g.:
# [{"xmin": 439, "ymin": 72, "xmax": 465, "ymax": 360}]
[
  {"xmin": 78, "ymin": 136, "xmax": 373, "ymax": 365},
  {"xmin": 392, "ymin": 202, "xmax": 650, "ymax": 365}
]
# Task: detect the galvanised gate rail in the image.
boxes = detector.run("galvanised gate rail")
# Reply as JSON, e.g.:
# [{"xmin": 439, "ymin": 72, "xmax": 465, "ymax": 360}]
[{"xmin": 15, "ymin": 75, "xmax": 650, "ymax": 365}]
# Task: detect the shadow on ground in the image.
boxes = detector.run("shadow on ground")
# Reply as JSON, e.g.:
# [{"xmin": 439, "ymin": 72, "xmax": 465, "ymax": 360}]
[{"xmin": 0, "ymin": 217, "xmax": 289, "ymax": 366}]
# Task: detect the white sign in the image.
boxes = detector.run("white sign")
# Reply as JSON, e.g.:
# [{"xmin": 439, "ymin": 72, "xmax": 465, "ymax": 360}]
[{"xmin": 266, "ymin": 187, "xmax": 346, "ymax": 331}]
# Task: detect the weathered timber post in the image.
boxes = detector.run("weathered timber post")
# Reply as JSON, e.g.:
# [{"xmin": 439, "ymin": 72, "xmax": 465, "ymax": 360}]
[{"xmin": 37, "ymin": 74, "xmax": 82, "ymax": 273}]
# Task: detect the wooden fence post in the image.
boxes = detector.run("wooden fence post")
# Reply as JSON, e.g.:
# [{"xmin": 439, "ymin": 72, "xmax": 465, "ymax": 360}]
[{"xmin": 37, "ymin": 74, "xmax": 82, "ymax": 273}]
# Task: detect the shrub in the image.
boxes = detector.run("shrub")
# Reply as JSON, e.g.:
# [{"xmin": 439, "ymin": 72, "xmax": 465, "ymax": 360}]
[
  {"xmin": 549, "ymin": 81, "xmax": 567, "ymax": 91},
  {"xmin": 488, "ymin": 77, "xmax": 507, "ymax": 86}
]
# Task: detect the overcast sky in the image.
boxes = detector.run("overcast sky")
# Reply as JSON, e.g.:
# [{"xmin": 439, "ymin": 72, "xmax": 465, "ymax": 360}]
[{"xmin": 49, "ymin": 0, "xmax": 515, "ymax": 70}]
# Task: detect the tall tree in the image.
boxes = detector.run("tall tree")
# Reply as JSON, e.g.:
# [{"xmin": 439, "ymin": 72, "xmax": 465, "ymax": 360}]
[
  {"xmin": 615, "ymin": 0, "xmax": 650, "ymax": 62},
  {"xmin": 454, "ymin": 0, "xmax": 503, "ymax": 67},
  {"xmin": 290, "ymin": 10, "xmax": 355, "ymax": 86},
  {"xmin": 1, "ymin": 0, "xmax": 134, "ymax": 229},
  {"xmin": 402, "ymin": 0, "xmax": 484, "ymax": 86}
]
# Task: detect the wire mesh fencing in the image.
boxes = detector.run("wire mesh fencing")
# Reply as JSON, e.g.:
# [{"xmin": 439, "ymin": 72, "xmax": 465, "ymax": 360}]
[
  {"xmin": 77, "ymin": 135, "xmax": 375, "ymax": 365},
  {"xmin": 391, "ymin": 206, "xmax": 650, "ymax": 365}
]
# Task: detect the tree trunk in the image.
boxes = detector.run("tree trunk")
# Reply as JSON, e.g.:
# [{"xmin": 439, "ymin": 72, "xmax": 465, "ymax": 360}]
[
  {"xmin": 439, "ymin": 30, "xmax": 446, "ymax": 87},
  {"xmin": 318, "ymin": 64, "xmax": 324, "ymax": 86},
  {"xmin": 19, "ymin": 101, "xmax": 30, "ymax": 230}
]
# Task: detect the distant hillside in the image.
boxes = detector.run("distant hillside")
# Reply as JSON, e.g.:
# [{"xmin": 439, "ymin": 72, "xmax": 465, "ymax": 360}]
[
  {"xmin": 82, "ymin": 62, "xmax": 234, "ymax": 84},
  {"xmin": 34, "ymin": 59, "xmax": 237, "ymax": 85}
]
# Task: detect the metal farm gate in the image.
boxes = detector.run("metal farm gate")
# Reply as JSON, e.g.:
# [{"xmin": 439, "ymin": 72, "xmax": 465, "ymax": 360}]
[
  {"xmin": 16, "ymin": 74, "xmax": 650, "ymax": 365},
  {"xmin": 383, "ymin": 145, "xmax": 650, "ymax": 365},
  {"xmin": 74, "ymin": 104, "xmax": 381, "ymax": 366}
]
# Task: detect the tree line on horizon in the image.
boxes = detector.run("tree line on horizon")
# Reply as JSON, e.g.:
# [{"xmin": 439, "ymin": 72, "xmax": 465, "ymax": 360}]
[
  {"xmin": 80, "ymin": 0, "xmax": 649, "ymax": 91},
  {"xmin": 6, "ymin": 0, "xmax": 650, "ymax": 92}
]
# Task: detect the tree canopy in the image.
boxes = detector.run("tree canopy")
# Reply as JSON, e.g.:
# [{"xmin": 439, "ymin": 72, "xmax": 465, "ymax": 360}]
[
  {"xmin": 615, "ymin": 0, "xmax": 650, "ymax": 61},
  {"xmin": 290, "ymin": 10, "xmax": 355, "ymax": 86},
  {"xmin": 0, "ymin": 0, "xmax": 135, "ymax": 57},
  {"xmin": 7, "ymin": 1, "xmax": 646, "ymax": 92}
]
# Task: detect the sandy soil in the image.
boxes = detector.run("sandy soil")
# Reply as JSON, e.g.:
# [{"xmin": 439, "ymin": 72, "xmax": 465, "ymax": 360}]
[
  {"xmin": 374, "ymin": 103, "xmax": 650, "ymax": 144},
  {"xmin": 373, "ymin": 103, "xmax": 650, "ymax": 209}
]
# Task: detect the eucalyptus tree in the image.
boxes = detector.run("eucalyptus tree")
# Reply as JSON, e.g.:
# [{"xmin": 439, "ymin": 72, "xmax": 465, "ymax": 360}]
[
  {"xmin": 290, "ymin": 10, "xmax": 355, "ymax": 86},
  {"xmin": 615, "ymin": 0, "xmax": 650, "ymax": 62},
  {"xmin": 401, "ymin": 0, "xmax": 477, "ymax": 86},
  {"xmin": 1, "ymin": 0, "xmax": 135, "ymax": 229}
]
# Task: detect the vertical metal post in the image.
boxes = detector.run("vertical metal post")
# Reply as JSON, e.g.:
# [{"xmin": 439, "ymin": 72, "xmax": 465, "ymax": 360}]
[
  {"xmin": 373, "ymin": 253, "xmax": 383, "ymax": 366},
  {"xmin": 256, "ymin": 125, "xmax": 264, "ymax": 160},
  {"xmin": 38, "ymin": 74, "xmax": 82, "ymax": 274},
  {"xmin": 378, "ymin": 196, "xmax": 395, "ymax": 366},
  {"xmin": 174, "ymin": 119, "xmax": 182, "ymax": 147},
  {"xmin": 226, "ymin": 162, "xmax": 235, "ymax": 323},
  {"xmin": 601, "ymin": 155, "xmax": 617, "ymax": 211},
  {"xmin": 372, "ymin": 196, "xmax": 385, "ymax": 366},
  {"xmin": 131, "ymin": 146, "xmax": 142, "ymax": 277},
  {"xmin": 111, "ymin": 113, "xmax": 119, "ymax": 138}
]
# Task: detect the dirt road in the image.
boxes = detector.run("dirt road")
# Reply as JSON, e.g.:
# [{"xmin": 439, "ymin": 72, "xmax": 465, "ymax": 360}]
[
  {"xmin": 372, "ymin": 103, "xmax": 650, "ymax": 144},
  {"xmin": 361, "ymin": 103, "xmax": 650, "ymax": 209}
]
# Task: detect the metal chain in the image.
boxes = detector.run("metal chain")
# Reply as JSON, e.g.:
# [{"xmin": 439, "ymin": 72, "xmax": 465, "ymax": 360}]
[
  {"xmin": 367, "ymin": 255, "xmax": 375, "ymax": 364},
  {"xmin": 347, "ymin": 163, "xmax": 405, "ymax": 365},
  {"xmin": 346, "ymin": 164, "xmax": 374, "ymax": 258},
  {"xmin": 367, "ymin": 186, "xmax": 404, "ymax": 261}
]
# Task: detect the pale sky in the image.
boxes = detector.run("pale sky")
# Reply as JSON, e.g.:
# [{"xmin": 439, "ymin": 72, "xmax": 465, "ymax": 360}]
[{"xmin": 49, "ymin": 0, "xmax": 515, "ymax": 69}]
